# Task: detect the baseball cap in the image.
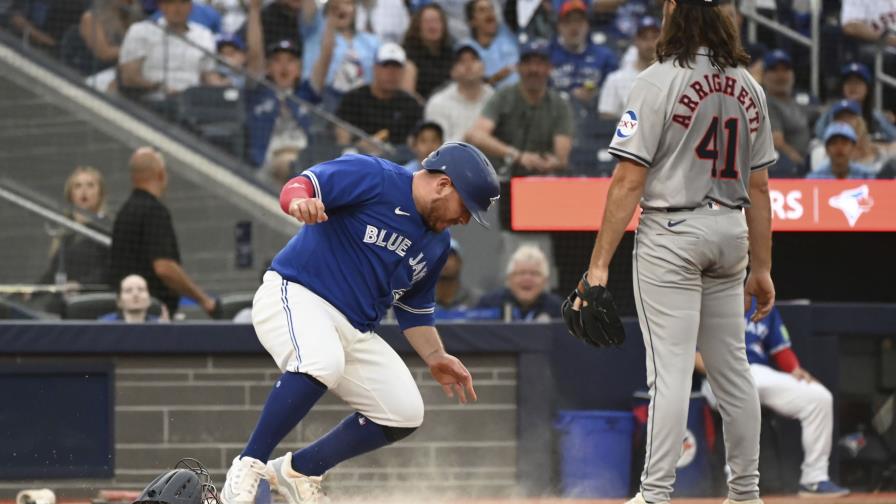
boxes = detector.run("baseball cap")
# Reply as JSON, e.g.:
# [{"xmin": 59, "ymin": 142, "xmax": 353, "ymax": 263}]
[
  {"xmin": 266, "ymin": 39, "xmax": 301, "ymax": 58},
  {"xmin": 216, "ymin": 33, "xmax": 245, "ymax": 52},
  {"xmin": 636, "ymin": 16, "xmax": 660, "ymax": 35},
  {"xmin": 453, "ymin": 40, "xmax": 481, "ymax": 61},
  {"xmin": 763, "ymin": 49, "xmax": 792, "ymax": 69},
  {"xmin": 559, "ymin": 0, "xmax": 587, "ymax": 18},
  {"xmin": 519, "ymin": 38, "xmax": 550, "ymax": 60},
  {"xmin": 675, "ymin": 0, "xmax": 720, "ymax": 6},
  {"xmin": 376, "ymin": 42, "xmax": 406, "ymax": 65},
  {"xmin": 841, "ymin": 62, "xmax": 871, "ymax": 84},
  {"xmin": 421, "ymin": 142, "xmax": 500, "ymax": 228},
  {"xmin": 411, "ymin": 120, "xmax": 444, "ymax": 140},
  {"xmin": 824, "ymin": 121, "xmax": 857, "ymax": 144},
  {"xmin": 830, "ymin": 99, "xmax": 861, "ymax": 118}
]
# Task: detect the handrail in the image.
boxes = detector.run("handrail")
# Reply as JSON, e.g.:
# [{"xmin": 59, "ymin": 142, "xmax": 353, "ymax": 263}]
[
  {"xmin": 0, "ymin": 183, "xmax": 111, "ymax": 247},
  {"xmin": 141, "ymin": 20, "xmax": 395, "ymax": 156},
  {"xmin": 874, "ymin": 49, "xmax": 896, "ymax": 112},
  {"xmin": 740, "ymin": 0, "xmax": 821, "ymax": 97}
]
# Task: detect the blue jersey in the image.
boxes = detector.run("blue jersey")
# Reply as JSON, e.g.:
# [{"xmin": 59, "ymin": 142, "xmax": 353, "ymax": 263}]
[
  {"xmin": 744, "ymin": 300, "xmax": 791, "ymax": 366},
  {"xmin": 549, "ymin": 39, "xmax": 618, "ymax": 93},
  {"xmin": 271, "ymin": 154, "xmax": 450, "ymax": 332}
]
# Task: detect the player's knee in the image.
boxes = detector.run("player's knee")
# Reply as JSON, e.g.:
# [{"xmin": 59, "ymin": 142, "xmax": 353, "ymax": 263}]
[
  {"xmin": 299, "ymin": 353, "xmax": 345, "ymax": 389},
  {"xmin": 380, "ymin": 424, "xmax": 419, "ymax": 443},
  {"xmin": 390, "ymin": 389, "xmax": 425, "ymax": 428},
  {"xmin": 812, "ymin": 384, "xmax": 833, "ymax": 408}
]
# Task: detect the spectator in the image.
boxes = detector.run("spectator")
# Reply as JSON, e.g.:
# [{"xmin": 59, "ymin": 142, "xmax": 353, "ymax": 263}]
[
  {"xmin": 424, "ymin": 42, "xmax": 494, "ymax": 143},
  {"xmin": 744, "ymin": 42, "xmax": 767, "ymax": 85},
  {"xmin": 335, "ymin": 42, "xmax": 423, "ymax": 154},
  {"xmin": 764, "ymin": 49, "xmax": 811, "ymax": 171},
  {"xmin": 79, "ymin": 0, "xmax": 143, "ymax": 72},
  {"xmin": 9, "ymin": 0, "xmax": 88, "ymax": 50},
  {"xmin": 476, "ymin": 244, "xmax": 563, "ymax": 321},
  {"xmin": 807, "ymin": 122, "xmax": 874, "ymax": 179},
  {"xmin": 202, "ymin": 0, "xmax": 245, "ymax": 35},
  {"xmin": 355, "ymin": 0, "xmax": 410, "ymax": 43},
  {"xmin": 38, "ymin": 166, "xmax": 111, "ymax": 292},
  {"xmin": 402, "ymin": 4, "xmax": 454, "ymax": 100},
  {"xmin": 244, "ymin": 0, "xmax": 328, "ymax": 179},
  {"xmin": 301, "ymin": 0, "xmax": 379, "ymax": 99},
  {"xmin": 841, "ymin": 0, "xmax": 896, "ymax": 51},
  {"xmin": 467, "ymin": 39, "xmax": 572, "ymax": 175},
  {"xmin": 404, "ymin": 121, "xmax": 444, "ymax": 172},
  {"xmin": 810, "ymin": 100, "xmax": 896, "ymax": 174},
  {"xmin": 238, "ymin": 0, "xmax": 315, "ymax": 49},
  {"xmin": 209, "ymin": 33, "xmax": 246, "ymax": 88},
  {"xmin": 463, "ymin": 0, "xmax": 519, "ymax": 88},
  {"xmin": 110, "ymin": 146, "xmax": 219, "ymax": 317},
  {"xmin": 550, "ymin": 0, "xmax": 618, "ymax": 108},
  {"xmin": 589, "ymin": 0, "xmax": 648, "ymax": 40},
  {"xmin": 432, "ymin": 0, "xmax": 501, "ymax": 41},
  {"xmin": 696, "ymin": 299, "xmax": 850, "ymax": 498},
  {"xmin": 504, "ymin": 0, "xmax": 555, "ymax": 41},
  {"xmin": 150, "ymin": 0, "xmax": 221, "ymax": 33},
  {"xmin": 117, "ymin": 0, "xmax": 217, "ymax": 101},
  {"xmin": 814, "ymin": 63, "xmax": 896, "ymax": 143},
  {"xmin": 598, "ymin": 16, "xmax": 659, "ymax": 119},
  {"xmin": 435, "ymin": 239, "xmax": 480, "ymax": 311},
  {"xmin": 98, "ymin": 273, "xmax": 168, "ymax": 322}
]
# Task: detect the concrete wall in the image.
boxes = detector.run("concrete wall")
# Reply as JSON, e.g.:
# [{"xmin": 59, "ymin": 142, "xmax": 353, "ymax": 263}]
[{"xmin": 0, "ymin": 353, "xmax": 520, "ymax": 501}]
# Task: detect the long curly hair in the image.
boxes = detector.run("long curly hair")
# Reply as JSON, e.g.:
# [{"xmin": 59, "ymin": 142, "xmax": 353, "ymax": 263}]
[
  {"xmin": 403, "ymin": 4, "xmax": 451, "ymax": 54},
  {"xmin": 656, "ymin": 3, "xmax": 750, "ymax": 70}
]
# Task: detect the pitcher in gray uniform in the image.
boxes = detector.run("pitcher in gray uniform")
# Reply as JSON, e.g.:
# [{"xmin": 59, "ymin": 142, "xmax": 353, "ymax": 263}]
[{"xmin": 579, "ymin": 1, "xmax": 776, "ymax": 503}]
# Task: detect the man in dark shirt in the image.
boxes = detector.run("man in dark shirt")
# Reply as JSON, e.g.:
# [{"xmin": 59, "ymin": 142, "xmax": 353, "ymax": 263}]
[
  {"xmin": 335, "ymin": 42, "xmax": 423, "ymax": 154},
  {"xmin": 110, "ymin": 146, "xmax": 218, "ymax": 317}
]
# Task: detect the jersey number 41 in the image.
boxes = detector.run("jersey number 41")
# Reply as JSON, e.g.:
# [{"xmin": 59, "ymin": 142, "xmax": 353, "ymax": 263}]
[{"xmin": 695, "ymin": 116, "xmax": 739, "ymax": 180}]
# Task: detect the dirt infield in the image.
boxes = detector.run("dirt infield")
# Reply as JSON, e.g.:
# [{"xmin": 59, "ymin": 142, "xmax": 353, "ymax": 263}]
[{"xmin": 443, "ymin": 495, "xmax": 896, "ymax": 504}]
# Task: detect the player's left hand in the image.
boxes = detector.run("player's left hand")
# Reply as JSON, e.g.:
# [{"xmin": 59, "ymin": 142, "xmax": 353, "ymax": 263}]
[
  {"xmin": 426, "ymin": 352, "xmax": 478, "ymax": 404},
  {"xmin": 791, "ymin": 367, "xmax": 815, "ymax": 383}
]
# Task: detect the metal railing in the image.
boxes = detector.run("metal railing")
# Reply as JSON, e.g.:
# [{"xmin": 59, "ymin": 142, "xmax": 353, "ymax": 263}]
[
  {"xmin": 874, "ymin": 48, "xmax": 896, "ymax": 113},
  {"xmin": 740, "ymin": 0, "xmax": 821, "ymax": 98}
]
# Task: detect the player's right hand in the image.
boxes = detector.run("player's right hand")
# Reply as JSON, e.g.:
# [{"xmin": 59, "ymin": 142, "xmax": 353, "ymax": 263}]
[
  {"xmin": 745, "ymin": 270, "xmax": 775, "ymax": 321},
  {"xmin": 289, "ymin": 198, "xmax": 328, "ymax": 224}
]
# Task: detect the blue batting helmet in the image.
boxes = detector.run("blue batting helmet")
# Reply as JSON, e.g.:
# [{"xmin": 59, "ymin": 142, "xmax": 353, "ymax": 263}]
[{"xmin": 421, "ymin": 142, "xmax": 500, "ymax": 228}]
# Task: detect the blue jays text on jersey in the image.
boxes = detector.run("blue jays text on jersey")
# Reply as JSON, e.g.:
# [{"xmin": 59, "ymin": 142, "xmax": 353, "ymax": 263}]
[
  {"xmin": 271, "ymin": 154, "xmax": 450, "ymax": 332},
  {"xmin": 744, "ymin": 299, "xmax": 791, "ymax": 366}
]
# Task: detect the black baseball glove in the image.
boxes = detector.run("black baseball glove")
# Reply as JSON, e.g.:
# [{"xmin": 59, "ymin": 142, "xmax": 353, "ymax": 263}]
[{"xmin": 561, "ymin": 273, "xmax": 625, "ymax": 348}]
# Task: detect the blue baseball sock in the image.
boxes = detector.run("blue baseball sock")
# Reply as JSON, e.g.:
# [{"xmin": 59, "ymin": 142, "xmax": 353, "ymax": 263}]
[
  {"xmin": 291, "ymin": 413, "xmax": 391, "ymax": 476},
  {"xmin": 241, "ymin": 372, "xmax": 327, "ymax": 462}
]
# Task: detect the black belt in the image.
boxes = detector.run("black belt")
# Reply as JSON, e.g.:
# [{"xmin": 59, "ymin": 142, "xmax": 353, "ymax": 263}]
[{"xmin": 655, "ymin": 201, "xmax": 743, "ymax": 212}]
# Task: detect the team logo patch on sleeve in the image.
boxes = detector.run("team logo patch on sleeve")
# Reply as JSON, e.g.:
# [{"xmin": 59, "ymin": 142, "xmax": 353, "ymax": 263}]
[{"xmin": 615, "ymin": 110, "xmax": 639, "ymax": 139}]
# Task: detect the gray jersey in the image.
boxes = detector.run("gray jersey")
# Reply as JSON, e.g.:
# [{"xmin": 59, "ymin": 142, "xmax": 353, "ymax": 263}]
[{"xmin": 607, "ymin": 51, "xmax": 776, "ymax": 209}]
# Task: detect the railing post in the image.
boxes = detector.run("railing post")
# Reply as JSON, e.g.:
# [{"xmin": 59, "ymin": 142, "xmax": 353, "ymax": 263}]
[
  {"xmin": 875, "ymin": 49, "xmax": 884, "ymax": 112},
  {"xmin": 810, "ymin": 0, "xmax": 820, "ymax": 98}
]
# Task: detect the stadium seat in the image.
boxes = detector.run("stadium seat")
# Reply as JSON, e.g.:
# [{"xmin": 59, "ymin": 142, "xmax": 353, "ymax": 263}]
[
  {"xmin": 216, "ymin": 292, "xmax": 255, "ymax": 320},
  {"xmin": 177, "ymin": 85, "xmax": 246, "ymax": 159}
]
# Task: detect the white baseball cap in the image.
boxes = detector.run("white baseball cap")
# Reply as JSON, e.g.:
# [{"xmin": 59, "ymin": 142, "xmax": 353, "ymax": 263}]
[{"xmin": 376, "ymin": 42, "xmax": 406, "ymax": 65}]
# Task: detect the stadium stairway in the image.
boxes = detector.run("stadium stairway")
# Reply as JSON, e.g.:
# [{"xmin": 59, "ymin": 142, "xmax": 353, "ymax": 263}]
[{"xmin": 0, "ymin": 40, "xmax": 296, "ymax": 306}]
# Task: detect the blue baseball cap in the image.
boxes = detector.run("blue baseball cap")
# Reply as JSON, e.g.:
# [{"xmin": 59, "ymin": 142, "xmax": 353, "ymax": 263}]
[
  {"xmin": 841, "ymin": 62, "xmax": 871, "ymax": 84},
  {"xmin": 763, "ymin": 49, "xmax": 792, "ymax": 69},
  {"xmin": 824, "ymin": 121, "xmax": 857, "ymax": 144},
  {"xmin": 421, "ymin": 142, "xmax": 500, "ymax": 228},
  {"xmin": 266, "ymin": 39, "xmax": 301, "ymax": 58},
  {"xmin": 519, "ymin": 38, "xmax": 551, "ymax": 60},
  {"xmin": 453, "ymin": 40, "xmax": 481, "ymax": 61},
  {"xmin": 831, "ymin": 99, "xmax": 861, "ymax": 117},
  {"xmin": 216, "ymin": 33, "xmax": 245, "ymax": 51},
  {"xmin": 636, "ymin": 16, "xmax": 660, "ymax": 35}
]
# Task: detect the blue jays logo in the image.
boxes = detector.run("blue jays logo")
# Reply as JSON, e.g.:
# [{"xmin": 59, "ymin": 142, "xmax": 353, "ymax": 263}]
[
  {"xmin": 616, "ymin": 110, "xmax": 638, "ymax": 139},
  {"xmin": 828, "ymin": 184, "xmax": 874, "ymax": 228}
]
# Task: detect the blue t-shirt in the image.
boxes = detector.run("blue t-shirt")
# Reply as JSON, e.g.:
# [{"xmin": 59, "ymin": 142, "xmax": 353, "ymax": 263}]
[
  {"xmin": 806, "ymin": 162, "xmax": 875, "ymax": 179},
  {"xmin": 271, "ymin": 155, "xmax": 451, "ymax": 332},
  {"xmin": 549, "ymin": 39, "xmax": 618, "ymax": 93},
  {"xmin": 245, "ymin": 80, "xmax": 321, "ymax": 167},
  {"xmin": 98, "ymin": 312, "xmax": 161, "ymax": 322},
  {"xmin": 462, "ymin": 26, "xmax": 520, "ymax": 89},
  {"xmin": 744, "ymin": 300, "xmax": 791, "ymax": 367},
  {"xmin": 301, "ymin": 11, "xmax": 380, "ymax": 94}
]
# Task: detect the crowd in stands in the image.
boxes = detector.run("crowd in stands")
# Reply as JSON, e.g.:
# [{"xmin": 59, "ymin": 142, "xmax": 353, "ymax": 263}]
[{"xmin": 3, "ymin": 0, "xmax": 896, "ymax": 182}]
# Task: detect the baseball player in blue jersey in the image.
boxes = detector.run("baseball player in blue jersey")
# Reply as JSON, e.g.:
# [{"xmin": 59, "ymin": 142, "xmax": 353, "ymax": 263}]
[
  {"xmin": 697, "ymin": 300, "xmax": 849, "ymax": 497},
  {"xmin": 220, "ymin": 142, "xmax": 500, "ymax": 504}
]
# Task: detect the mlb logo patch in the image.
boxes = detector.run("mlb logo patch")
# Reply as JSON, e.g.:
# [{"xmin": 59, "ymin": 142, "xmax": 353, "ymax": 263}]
[{"xmin": 616, "ymin": 110, "xmax": 639, "ymax": 139}]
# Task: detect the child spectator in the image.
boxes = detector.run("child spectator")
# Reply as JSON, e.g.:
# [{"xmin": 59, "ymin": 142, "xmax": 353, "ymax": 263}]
[
  {"xmin": 404, "ymin": 121, "xmax": 444, "ymax": 172},
  {"xmin": 807, "ymin": 122, "xmax": 874, "ymax": 180}
]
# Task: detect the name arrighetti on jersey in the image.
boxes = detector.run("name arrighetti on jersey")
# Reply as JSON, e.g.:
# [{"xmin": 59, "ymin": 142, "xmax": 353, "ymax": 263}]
[{"xmin": 672, "ymin": 73, "xmax": 762, "ymax": 134}]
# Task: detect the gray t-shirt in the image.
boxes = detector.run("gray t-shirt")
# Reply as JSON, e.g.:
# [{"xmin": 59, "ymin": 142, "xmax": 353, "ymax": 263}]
[
  {"xmin": 607, "ymin": 51, "xmax": 776, "ymax": 209},
  {"xmin": 481, "ymin": 85, "xmax": 573, "ymax": 169},
  {"xmin": 766, "ymin": 94, "xmax": 811, "ymax": 158}
]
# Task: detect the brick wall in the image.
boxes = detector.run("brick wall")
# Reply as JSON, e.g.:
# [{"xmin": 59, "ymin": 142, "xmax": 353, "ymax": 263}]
[{"xmin": 0, "ymin": 353, "xmax": 520, "ymax": 500}]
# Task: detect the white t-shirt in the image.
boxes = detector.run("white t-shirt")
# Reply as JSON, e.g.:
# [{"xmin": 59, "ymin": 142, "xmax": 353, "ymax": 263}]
[
  {"xmin": 841, "ymin": 0, "xmax": 896, "ymax": 31},
  {"xmin": 119, "ymin": 19, "xmax": 216, "ymax": 99},
  {"xmin": 598, "ymin": 65, "xmax": 639, "ymax": 118},
  {"xmin": 424, "ymin": 82, "xmax": 495, "ymax": 143}
]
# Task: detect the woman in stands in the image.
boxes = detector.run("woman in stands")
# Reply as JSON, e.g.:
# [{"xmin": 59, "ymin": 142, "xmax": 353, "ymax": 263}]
[
  {"xmin": 79, "ymin": 0, "xmax": 144, "ymax": 91},
  {"xmin": 814, "ymin": 62, "xmax": 896, "ymax": 143},
  {"xmin": 402, "ymin": 4, "xmax": 454, "ymax": 101},
  {"xmin": 99, "ymin": 274, "xmax": 168, "ymax": 322}
]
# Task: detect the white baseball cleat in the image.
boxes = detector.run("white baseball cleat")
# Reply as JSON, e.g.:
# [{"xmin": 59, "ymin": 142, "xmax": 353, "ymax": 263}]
[
  {"xmin": 267, "ymin": 452, "xmax": 330, "ymax": 504},
  {"xmin": 722, "ymin": 498, "xmax": 764, "ymax": 504},
  {"xmin": 625, "ymin": 492, "xmax": 669, "ymax": 504},
  {"xmin": 220, "ymin": 456, "xmax": 269, "ymax": 504}
]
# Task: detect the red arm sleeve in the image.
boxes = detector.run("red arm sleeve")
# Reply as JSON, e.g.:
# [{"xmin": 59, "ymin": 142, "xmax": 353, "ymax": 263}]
[
  {"xmin": 771, "ymin": 347, "xmax": 800, "ymax": 373},
  {"xmin": 279, "ymin": 176, "xmax": 315, "ymax": 214}
]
